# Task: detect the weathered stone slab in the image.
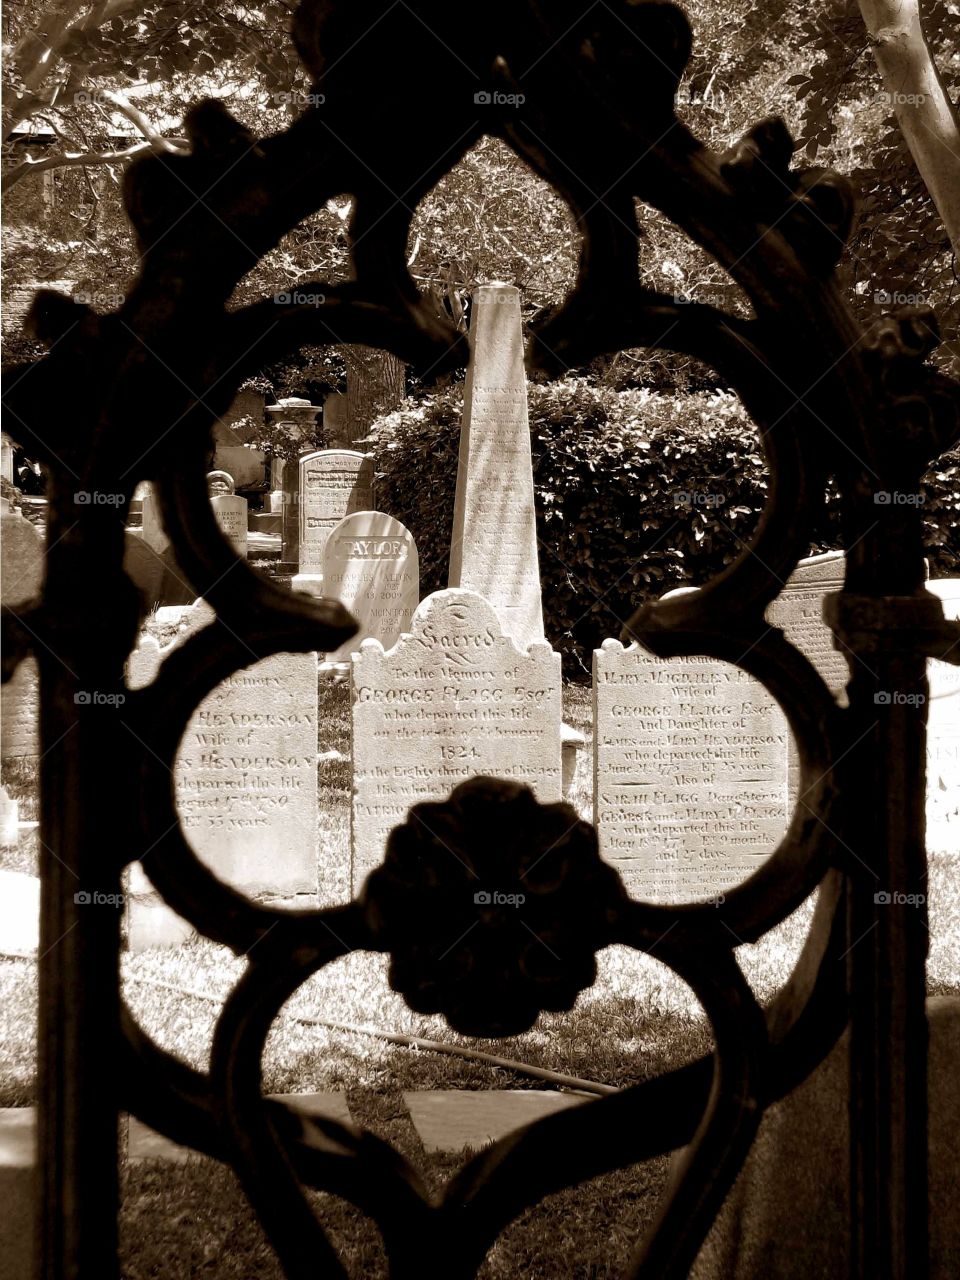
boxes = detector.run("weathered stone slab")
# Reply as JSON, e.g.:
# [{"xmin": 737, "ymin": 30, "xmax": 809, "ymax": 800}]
[
  {"xmin": 351, "ymin": 589, "xmax": 561, "ymax": 889},
  {"xmin": 0, "ymin": 871, "xmax": 39, "ymax": 957},
  {"xmin": 1, "ymin": 505, "xmax": 43, "ymax": 758},
  {"xmin": 126, "ymin": 1095, "xmax": 351, "ymax": 1162},
  {"xmin": 927, "ymin": 579, "xmax": 960, "ymax": 837},
  {"xmin": 298, "ymin": 449, "xmax": 374, "ymax": 574},
  {"xmin": 207, "ymin": 473, "xmax": 248, "ymax": 559},
  {"xmin": 404, "ymin": 1090, "xmax": 586, "ymax": 1153},
  {"xmin": 449, "ymin": 282, "xmax": 544, "ymax": 652},
  {"xmin": 322, "ymin": 511, "xmax": 418, "ymax": 662},
  {"xmin": 593, "ymin": 639, "xmax": 789, "ymax": 903},
  {"xmin": 766, "ymin": 551, "xmax": 848, "ymax": 701},
  {"xmin": 125, "ymin": 604, "xmax": 319, "ymax": 942}
]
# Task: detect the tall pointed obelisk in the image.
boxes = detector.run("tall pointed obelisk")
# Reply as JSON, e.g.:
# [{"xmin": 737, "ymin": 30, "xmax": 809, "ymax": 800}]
[{"xmin": 448, "ymin": 282, "xmax": 545, "ymax": 652}]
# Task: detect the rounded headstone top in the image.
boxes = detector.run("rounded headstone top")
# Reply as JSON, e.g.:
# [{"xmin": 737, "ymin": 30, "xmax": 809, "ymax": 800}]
[{"xmin": 206, "ymin": 470, "xmax": 235, "ymax": 496}]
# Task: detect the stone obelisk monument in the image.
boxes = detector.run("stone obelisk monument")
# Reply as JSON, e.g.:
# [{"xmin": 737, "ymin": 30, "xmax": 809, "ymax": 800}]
[{"xmin": 448, "ymin": 282, "xmax": 545, "ymax": 652}]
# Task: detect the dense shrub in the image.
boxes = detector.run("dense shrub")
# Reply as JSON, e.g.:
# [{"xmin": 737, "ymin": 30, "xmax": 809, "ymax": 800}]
[{"xmin": 370, "ymin": 378, "xmax": 958, "ymax": 675}]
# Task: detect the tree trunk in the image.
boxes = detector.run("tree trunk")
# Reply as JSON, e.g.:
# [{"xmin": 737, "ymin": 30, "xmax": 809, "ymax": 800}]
[
  {"xmin": 339, "ymin": 346, "xmax": 406, "ymax": 449},
  {"xmin": 858, "ymin": 0, "xmax": 960, "ymax": 259}
]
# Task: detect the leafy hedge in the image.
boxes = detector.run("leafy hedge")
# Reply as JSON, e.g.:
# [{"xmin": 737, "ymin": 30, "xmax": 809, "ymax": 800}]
[{"xmin": 367, "ymin": 377, "xmax": 959, "ymax": 675}]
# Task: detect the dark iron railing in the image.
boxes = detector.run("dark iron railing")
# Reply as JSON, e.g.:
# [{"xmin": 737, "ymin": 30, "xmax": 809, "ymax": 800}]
[{"xmin": 2, "ymin": 2, "xmax": 959, "ymax": 1277}]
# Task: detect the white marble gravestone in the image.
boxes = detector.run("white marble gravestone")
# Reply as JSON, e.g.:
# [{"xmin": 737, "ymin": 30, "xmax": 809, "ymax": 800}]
[
  {"xmin": 0, "ymin": 504, "xmax": 43, "ymax": 758},
  {"xmin": 207, "ymin": 470, "xmax": 247, "ymax": 558},
  {"xmin": 125, "ymin": 602, "xmax": 319, "ymax": 946},
  {"xmin": 351, "ymin": 589, "xmax": 561, "ymax": 889},
  {"xmin": 322, "ymin": 511, "xmax": 418, "ymax": 662},
  {"xmin": 294, "ymin": 449, "xmax": 374, "ymax": 593},
  {"xmin": 448, "ymin": 282, "xmax": 545, "ymax": 653},
  {"xmin": 593, "ymin": 637, "xmax": 789, "ymax": 903}
]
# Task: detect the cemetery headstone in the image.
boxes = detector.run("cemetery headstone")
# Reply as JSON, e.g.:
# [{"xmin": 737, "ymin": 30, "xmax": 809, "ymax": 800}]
[
  {"xmin": 207, "ymin": 470, "xmax": 248, "ymax": 558},
  {"xmin": 766, "ymin": 551, "xmax": 848, "ymax": 701},
  {"xmin": 267, "ymin": 398, "xmax": 322, "ymax": 571},
  {"xmin": 293, "ymin": 449, "xmax": 374, "ymax": 594},
  {"xmin": 927, "ymin": 579, "xmax": 960, "ymax": 836},
  {"xmin": 126, "ymin": 602, "xmax": 320, "ymax": 946},
  {"xmin": 593, "ymin": 636, "xmax": 789, "ymax": 903},
  {"xmin": 351, "ymin": 589, "xmax": 561, "ymax": 889},
  {"xmin": 765, "ymin": 551, "xmax": 848, "ymax": 800},
  {"xmin": 321, "ymin": 511, "xmax": 418, "ymax": 662},
  {"xmin": 0, "ymin": 504, "xmax": 43, "ymax": 758},
  {"xmin": 1, "ymin": 435, "xmax": 13, "ymax": 486},
  {"xmin": 449, "ymin": 282, "xmax": 545, "ymax": 653}
]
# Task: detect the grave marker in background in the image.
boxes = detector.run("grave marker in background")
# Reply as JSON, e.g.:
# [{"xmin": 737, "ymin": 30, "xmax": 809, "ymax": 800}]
[
  {"xmin": 449, "ymin": 282, "xmax": 545, "ymax": 653},
  {"xmin": 126, "ymin": 603, "xmax": 320, "ymax": 946},
  {"xmin": 593, "ymin": 638, "xmax": 789, "ymax": 903},
  {"xmin": 0, "ymin": 504, "xmax": 43, "ymax": 758},
  {"xmin": 351, "ymin": 590, "xmax": 561, "ymax": 889},
  {"xmin": 322, "ymin": 511, "xmax": 418, "ymax": 662},
  {"xmin": 207, "ymin": 470, "xmax": 248, "ymax": 558},
  {"xmin": 293, "ymin": 449, "xmax": 374, "ymax": 594}
]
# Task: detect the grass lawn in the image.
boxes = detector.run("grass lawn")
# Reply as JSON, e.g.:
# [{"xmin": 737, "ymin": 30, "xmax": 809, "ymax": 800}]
[{"xmin": 2, "ymin": 678, "xmax": 958, "ymax": 1276}]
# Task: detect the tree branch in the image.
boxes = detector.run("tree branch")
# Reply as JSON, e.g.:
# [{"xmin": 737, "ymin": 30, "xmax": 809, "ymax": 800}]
[{"xmin": 858, "ymin": 0, "xmax": 960, "ymax": 260}]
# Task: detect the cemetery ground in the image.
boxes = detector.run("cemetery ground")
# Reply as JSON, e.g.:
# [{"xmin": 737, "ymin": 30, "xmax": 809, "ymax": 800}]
[{"xmin": 2, "ymin": 681, "xmax": 959, "ymax": 1277}]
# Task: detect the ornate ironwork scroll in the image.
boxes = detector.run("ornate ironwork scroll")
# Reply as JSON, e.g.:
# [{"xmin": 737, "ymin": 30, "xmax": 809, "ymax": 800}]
[{"xmin": 3, "ymin": 1, "xmax": 959, "ymax": 1277}]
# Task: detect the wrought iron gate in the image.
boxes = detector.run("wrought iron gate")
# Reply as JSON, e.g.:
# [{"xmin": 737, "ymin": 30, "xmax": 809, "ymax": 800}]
[{"xmin": 3, "ymin": 2, "xmax": 959, "ymax": 1277}]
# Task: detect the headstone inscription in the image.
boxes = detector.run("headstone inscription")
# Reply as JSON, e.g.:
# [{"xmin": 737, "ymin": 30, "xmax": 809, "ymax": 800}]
[
  {"xmin": 765, "ymin": 551, "xmax": 848, "ymax": 800},
  {"xmin": 293, "ymin": 450, "xmax": 374, "ymax": 595},
  {"xmin": 321, "ymin": 511, "xmax": 418, "ymax": 662},
  {"xmin": 592, "ymin": 638, "xmax": 789, "ymax": 903},
  {"xmin": 927, "ymin": 579, "xmax": 960, "ymax": 836},
  {"xmin": 207, "ymin": 470, "xmax": 248, "ymax": 558},
  {"xmin": 350, "ymin": 589, "xmax": 561, "ymax": 889},
  {"xmin": 0, "ymin": 504, "xmax": 43, "ymax": 758},
  {"xmin": 125, "ymin": 603, "xmax": 320, "ymax": 946},
  {"xmin": 448, "ymin": 282, "xmax": 545, "ymax": 653}
]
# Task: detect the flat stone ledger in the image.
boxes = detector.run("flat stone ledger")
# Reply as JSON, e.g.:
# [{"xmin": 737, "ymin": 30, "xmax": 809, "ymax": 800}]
[
  {"xmin": 351, "ymin": 589, "xmax": 561, "ymax": 890},
  {"xmin": 1, "ymin": 507, "xmax": 43, "ymax": 758},
  {"xmin": 593, "ymin": 639, "xmax": 789, "ymax": 903},
  {"xmin": 211, "ymin": 494, "xmax": 248, "ymax": 558},
  {"xmin": 927, "ymin": 579, "xmax": 960, "ymax": 835},
  {"xmin": 127, "ymin": 603, "xmax": 318, "ymax": 916},
  {"xmin": 322, "ymin": 511, "xmax": 419, "ymax": 662},
  {"xmin": 299, "ymin": 450, "xmax": 374, "ymax": 575},
  {"xmin": 449, "ymin": 282, "xmax": 545, "ymax": 653},
  {"xmin": 766, "ymin": 551, "xmax": 848, "ymax": 799}
]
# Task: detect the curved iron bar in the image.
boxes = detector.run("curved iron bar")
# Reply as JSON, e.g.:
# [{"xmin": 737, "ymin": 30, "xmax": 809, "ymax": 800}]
[{"xmin": 9, "ymin": 0, "xmax": 960, "ymax": 1277}]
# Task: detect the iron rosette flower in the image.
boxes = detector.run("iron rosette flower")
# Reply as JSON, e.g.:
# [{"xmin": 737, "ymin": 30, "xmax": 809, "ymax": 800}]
[{"xmin": 360, "ymin": 777, "xmax": 628, "ymax": 1037}]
